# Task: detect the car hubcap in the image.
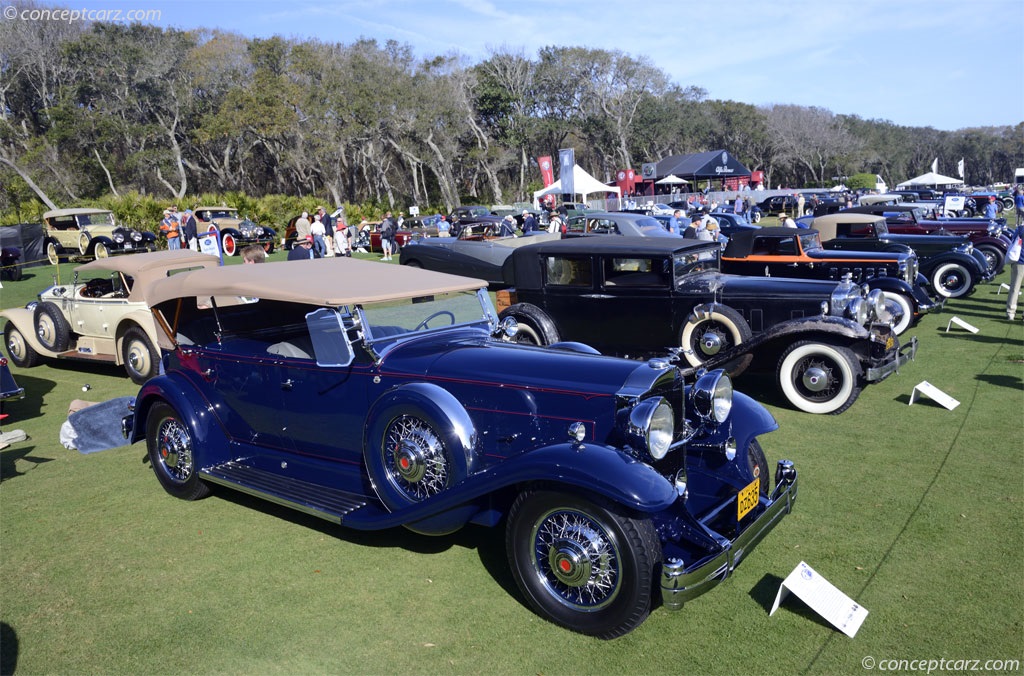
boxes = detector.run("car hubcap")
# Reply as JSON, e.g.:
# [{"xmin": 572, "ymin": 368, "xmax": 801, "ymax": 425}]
[
  {"xmin": 533, "ymin": 509, "xmax": 619, "ymax": 609},
  {"xmin": 37, "ymin": 318, "xmax": 55, "ymax": 345},
  {"xmin": 801, "ymin": 365, "xmax": 832, "ymax": 392},
  {"xmin": 7, "ymin": 335, "xmax": 23, "ymax": 360},
  {"xmin": 157, "ymin": 418, "xmax": 193, "ymax": 481},
  {"xmin": 384, "ymin": 416, "xmax": 447, "ymax": 500}
]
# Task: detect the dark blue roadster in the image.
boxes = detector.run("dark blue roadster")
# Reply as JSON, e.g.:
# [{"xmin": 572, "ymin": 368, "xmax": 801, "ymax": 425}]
[{"xmin": 123, "ymin": 257, "xmax": 798, "ymax": 638}]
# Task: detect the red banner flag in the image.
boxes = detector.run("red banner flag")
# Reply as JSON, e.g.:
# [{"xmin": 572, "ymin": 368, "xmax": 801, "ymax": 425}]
[{"xmin": 538, "ymin": 156, "xmax": 554, "ymax": 187}]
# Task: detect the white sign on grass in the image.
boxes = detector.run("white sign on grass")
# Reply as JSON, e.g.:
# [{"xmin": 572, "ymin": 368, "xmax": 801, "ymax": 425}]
[
  {"xmin": 770, "ymin": 561, "xmax": 869, "ymax": 638},
  {"xmin": 909, "ymin": 381, "xmax": 960, "ymax": 410}
]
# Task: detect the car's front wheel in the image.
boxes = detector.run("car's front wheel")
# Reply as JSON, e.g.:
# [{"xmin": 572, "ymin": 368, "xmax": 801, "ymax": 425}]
[
  {"xmin": 506, "ymin": 489, "xmax": 660, "ymax": 639},
  {"xmin": 46, "ymin": 241, "xmax": 61, "ymax": 265},
  {"xmin": 776, "ymin": 341, "xmax": 863, "ymax": 414},
  {"xmin": 33, "ymin": 302, "xmax": 71, "ymax": 352},
  {"xmin": 78, "ymin": 232, "xmax": 92, "ymax": 255},
  {"xmin": 4, "ymin": 322, "xmax": 40, "ymax": 368},
  {"xmin": 975, "ymin": 244, "xmax": 1004, "ymax": 276},
  {"xmin": 930, "ymin": 262, "xmax": 973, "ymax": 299},
  {"xmin": 881, "ymin": 292, "xmax": 914, "ymax": 335},
  {"xmin": 146, "ymin": 401, "xmax": 210, "ymax": 500},
  {"xmin": 222, "ymin": 233, "xmax": 237, "ymax": 256},
  {"xmin": 679, "ymin": 305, "xmax": 752, "ymax": 371},
  {"xmin": 121, "ymin": 326, "xmax": 159, "ymax": 384}
]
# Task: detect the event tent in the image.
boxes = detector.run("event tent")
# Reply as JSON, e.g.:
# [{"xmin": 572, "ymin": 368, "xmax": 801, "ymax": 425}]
[
  {"xmin": 656, "ymin": 174, "xmax": 688, "ymax": 185},
  {"xmin": 896, "ymin": 172, "xmax": 964, "ymax": 189},
  {"xmin": 533, "ymin": 164, "xmax": 621, "ymax": 202}
]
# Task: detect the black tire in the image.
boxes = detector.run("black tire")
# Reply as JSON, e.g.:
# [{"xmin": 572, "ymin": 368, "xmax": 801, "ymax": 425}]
[
  {"xmin": 146, "ymin": 401, "xmax": 210, "ymax": 500},
  {"xmin": 1, "ymin": 262, "xmax": 21, "ymax": 281},
  {"xmin": 500, "ymin": 304, "xmax": 561, "ymax": 346},
  {"xmin": 403, "ymin": 259, "xmax": 423, "ymax": 268},
  {"xmin": 263, "ymin": 241, "xmax": 275, "ymax": 254},
  {"xmin": 506, "ymin": 489, "xmax": 660, "ymax": 639},
  {"xmin": 33, "ymin": 302, "xmax": 71, "ymax": 352},
  {"xmin": 93, "ymin": 241, "xmax": 110, "ymax": 259},
  {"xmin": 974, "ymin": 244, "xmax": 1004, "ymax": 276},
  {"xmin": 930, "ymin": 261, "xmax": 973, "ymax": 299},
  {"xmin": 4, "ymin": 322, "xmax": 40, "ymax": 368},
  {"xmin": 678, "ymin": 304, "xmax": 752, "ymax": 369},
  {"xmin": 222, "ymin": 233, "xmax": 237, "ymax": 257},
  {"xmin": 121, "ymin": 326, "xmax": 159, "ymax": 384},
  {"xmin": 747, "ymin": 439, "xmax": 770, "ymax": 497},
  {"xmin": 46, "ymin": 241, "xmax": 61, "ymax": 265},
  {"xmin": 881, "ymin": 292, "xmax": 914, "ymax": 335},
  {"xmin": 776, "ymin": 341, "xmax": 863, "ymax": 415}
]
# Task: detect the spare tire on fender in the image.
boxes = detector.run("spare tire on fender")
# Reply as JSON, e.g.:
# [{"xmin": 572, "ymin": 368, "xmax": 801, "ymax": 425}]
[{"xmin": 364, "ymin": 382, "xmax": 478, "ymax": 535}]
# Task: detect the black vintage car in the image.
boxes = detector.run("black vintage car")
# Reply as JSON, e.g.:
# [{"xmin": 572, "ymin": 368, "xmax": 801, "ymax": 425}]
[
  {"xmin": 810, "ymin": 214, "xmax": 993, "ymax": 299},
  {"xmin": 842, "ymin": 204, "xmax": 1009, "ymax": 274},
  {"xmin": 447, "ymin": 205, "xmax": 504, "ymax": 237},
  {"xmin": 720, "ymin": 227, "xmax": 941, "ymax": 335},
  {"xmin": 497, "ymin": 237, "xmax": 916, "ymax": 415}
]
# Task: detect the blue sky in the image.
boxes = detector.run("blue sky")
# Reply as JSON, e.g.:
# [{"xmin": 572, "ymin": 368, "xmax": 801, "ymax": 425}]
[{"xmin": 14, "ymin": 0, "xmax": 1024, "ymax": 130}]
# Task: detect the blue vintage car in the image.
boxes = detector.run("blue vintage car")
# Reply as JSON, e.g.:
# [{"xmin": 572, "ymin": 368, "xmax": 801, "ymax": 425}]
[{"xmin": 123, "ymin": 257, "xmax": 798, "ymax": 638}]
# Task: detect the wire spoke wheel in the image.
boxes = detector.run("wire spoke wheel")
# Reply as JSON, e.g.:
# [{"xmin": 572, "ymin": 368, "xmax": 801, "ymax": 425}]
[{"xmin": 382, "ymin": 415, "xmax": 450, "ymax": 501}]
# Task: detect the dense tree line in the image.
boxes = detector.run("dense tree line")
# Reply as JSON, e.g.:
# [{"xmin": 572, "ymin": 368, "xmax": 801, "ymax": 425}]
[{"xmin": 3, "ymin": 2, "xmax": 1022, "ymax": 221}]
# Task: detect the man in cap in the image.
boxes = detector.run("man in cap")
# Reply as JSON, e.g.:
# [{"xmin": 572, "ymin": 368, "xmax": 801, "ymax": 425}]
[{"xmin": 287, "ymin": 234, "xmax": 318, "ymax": 260}]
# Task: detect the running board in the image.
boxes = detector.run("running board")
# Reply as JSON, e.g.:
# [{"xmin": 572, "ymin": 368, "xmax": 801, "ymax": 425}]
[{"xmin": 200, "ymin": 461, "xmax": 372, "ymax": 525}]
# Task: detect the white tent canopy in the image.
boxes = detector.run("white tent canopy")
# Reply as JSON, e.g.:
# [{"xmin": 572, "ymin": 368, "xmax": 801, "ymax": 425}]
[
  {"xmin": 656, "ymin": 174, "xmax": 688, "ymax": 184},
  {"xmin": 896, "ymin": 172, "xmax": 964, "ymax": 188},
  {"xmin": 533, "ymin": 164, "xmax": 622, "ymax": 203}
]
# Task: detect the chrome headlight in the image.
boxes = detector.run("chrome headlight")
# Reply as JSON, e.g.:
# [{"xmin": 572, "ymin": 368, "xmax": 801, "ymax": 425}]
[
  {"xmin": 113, "ymin": 233, "xmax": 125, "ymax": 243},
  {"xmin": 691, "ymin": 370, "xmax": 733, "ymax": 424},
  {"xmin": 131, "ymin": 231, "xmax": 143, "ymax": 242},
  {"xmin": 627, "ymin": 397, "xmax": 675, "ymax": 460},
  {"xmin": 866, "ymin": 289, "xmax": 885, "ymax": 321},
  {"xmin": 845, "ymin": 297, "xmax": 868, "ymax": 325}
]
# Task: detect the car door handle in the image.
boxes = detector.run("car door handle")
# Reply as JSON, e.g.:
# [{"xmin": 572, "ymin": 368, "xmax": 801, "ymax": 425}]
[
  {"xmin": 281, "ymin": 378, "xmax": 294, "ymax": 391},
  {"xmin": 581, "ymin": 294, "xmax": 613, "ymax": 299}
]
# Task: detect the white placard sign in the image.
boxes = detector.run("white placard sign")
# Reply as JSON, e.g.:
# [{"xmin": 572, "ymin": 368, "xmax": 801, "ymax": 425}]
[
  {"xmin": 945, "ymin": 316, "xmax": 979, "ymax": 333},
  {"xmin": 909, "ymin": 381, "xmax": 960, "ymax": 410},
  {"xmin": 197, "ymin": 229, "xmax": 223, "ymax": 262},
  {"xmin": 942, "ymin": 195, "xmax": 965, "ymax": 216},
  {"xmin": 770, "ymin": 561, "xmax": 868, "ymax": 638}
]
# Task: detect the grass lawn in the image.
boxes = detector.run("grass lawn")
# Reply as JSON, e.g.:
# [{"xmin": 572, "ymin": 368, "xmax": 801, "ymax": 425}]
[{"xmin": 1, "ymin": 247, "xmax": 1022, "ymax": 675}]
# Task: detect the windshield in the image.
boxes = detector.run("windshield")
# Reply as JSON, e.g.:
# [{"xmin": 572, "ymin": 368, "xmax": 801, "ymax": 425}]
[
  {"xmin": 673, "ymin": 248, "xmax": 720, "ymax": 278},
  {"xmin": 204, "ymin": 209, "xmax": 237, "ymax": 219},
  {"xmin": 799, "ymin": 232, "xmax": 823, "ymax": 251},
  {"xmin": 360, "ymin": 289, "xmax": 492, "ymax": 342},
  {"xmin": 467, "ymin": 207, "xmax": 489, "ymax": 217},
  {"xmin": 79, "ymin": 212, "xmax": 116, "ymax": 226}
]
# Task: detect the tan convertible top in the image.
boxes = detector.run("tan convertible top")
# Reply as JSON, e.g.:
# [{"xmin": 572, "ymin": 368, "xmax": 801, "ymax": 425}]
[
  {"xmin": 145, "ymin": 256, "xmax": 488, "ymax": 308},
  {"xmin": 77, "ymin": 249, "xmax": 220, "ymax": 277}
]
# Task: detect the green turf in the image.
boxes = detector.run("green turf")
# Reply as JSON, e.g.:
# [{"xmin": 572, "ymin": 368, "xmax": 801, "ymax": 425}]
[{"xmin": 1, "ymin": 250, "xmax": 1022, "ymax": 674}]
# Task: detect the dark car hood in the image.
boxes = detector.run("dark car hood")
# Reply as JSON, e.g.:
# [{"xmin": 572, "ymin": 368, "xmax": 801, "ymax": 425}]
[{"xmin": 386, "ymin": 334, "xmax": 656, "ymax": 398}]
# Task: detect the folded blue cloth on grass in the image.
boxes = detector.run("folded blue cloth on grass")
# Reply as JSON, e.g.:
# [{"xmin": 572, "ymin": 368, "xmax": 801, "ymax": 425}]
[{"xmin": 68, "ymin": 397, "xmax": 134, "ymax": 454}]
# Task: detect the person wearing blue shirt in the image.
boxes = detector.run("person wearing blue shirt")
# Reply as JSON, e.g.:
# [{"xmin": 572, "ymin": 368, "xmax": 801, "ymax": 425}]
[
  {"xmin": 522, "ymin": 211, "xmax": 537, "ymax": 235},
  {"xmin": 1014, "ymin": 187, "xmax": 1024, "ymax": 226},
  {"xmin": 983, "ymin": 196, "xmax": 998, "ymax": 220},
  {"xmin": 667, "ymin": 210, "xmax": 682, "ymax": 236}
]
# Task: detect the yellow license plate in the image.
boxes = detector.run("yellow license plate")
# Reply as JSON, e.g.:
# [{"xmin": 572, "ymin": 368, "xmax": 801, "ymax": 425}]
[{"xmin": 737, "ymin": 477, "xmax": 760, "ymax": 520}]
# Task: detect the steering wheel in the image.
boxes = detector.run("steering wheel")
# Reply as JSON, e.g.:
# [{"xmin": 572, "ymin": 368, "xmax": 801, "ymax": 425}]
[{"xmin": 414, "ymin": 310, "xmax": 455, "ymax": 331}]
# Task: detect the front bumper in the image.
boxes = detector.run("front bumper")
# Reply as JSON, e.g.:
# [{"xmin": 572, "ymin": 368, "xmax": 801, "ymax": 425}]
[
  {"xmin": 661, "ymin": 461, "xmax": 798, "ymax": 610},
  {"xmin": 866, "ymin": 335, "xmax": 917, "ymax": 382}
]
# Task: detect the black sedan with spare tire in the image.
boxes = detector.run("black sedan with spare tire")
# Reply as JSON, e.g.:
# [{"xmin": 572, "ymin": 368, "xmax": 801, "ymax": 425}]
[{"xmin": 496, "ymin": 237, "xmax": 917, "ymax": 415}]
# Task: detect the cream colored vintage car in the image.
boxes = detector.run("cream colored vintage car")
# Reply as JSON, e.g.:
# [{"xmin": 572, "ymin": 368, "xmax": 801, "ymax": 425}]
[
  {"xmin": 2, "ymin": 250, "xmax": 219, "ymax": 383},
  {"xmin": 43, "ymin": 207, "xmax": 157, "ymax": 264},
  {"xmin": 194, "ymin": 206, "xmax": 277, "ymax": 256}
]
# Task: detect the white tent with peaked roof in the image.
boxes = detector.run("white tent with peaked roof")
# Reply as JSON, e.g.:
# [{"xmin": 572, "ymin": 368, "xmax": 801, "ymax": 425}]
[
  {"xmin": 896, "ymin": 171, "xmax": 964, "ymax": 188},
  {"xmin": 533, "ymin": 164, "xmax": 621, "ymax": 203}
]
